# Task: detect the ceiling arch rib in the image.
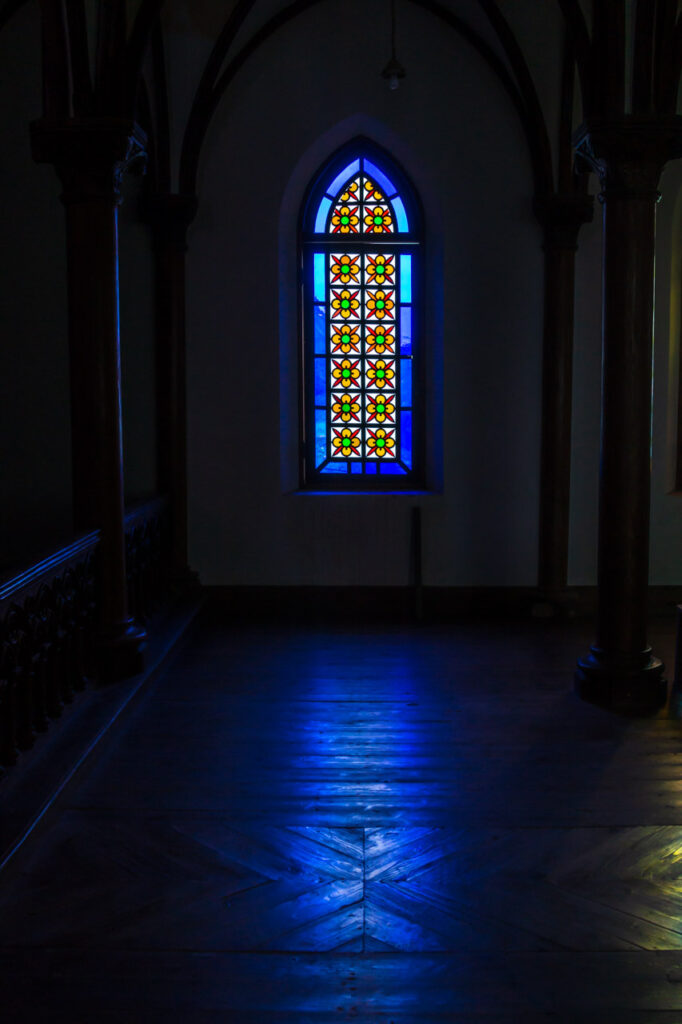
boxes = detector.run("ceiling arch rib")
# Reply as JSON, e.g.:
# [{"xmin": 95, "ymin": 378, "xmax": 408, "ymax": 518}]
[
  {"xmin": 553, "ymin": 0, "xmax": 593, "ymax": 114},
  {"xmin": 180, "ymin": 0, "xmax": 258, "ymax": 192},
  {"xmin": 0, "ymin": 0, "xmax": 28, "ymax": 35}
]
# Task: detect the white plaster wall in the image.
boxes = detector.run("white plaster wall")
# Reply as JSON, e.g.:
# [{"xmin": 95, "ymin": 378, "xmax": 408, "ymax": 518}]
[{"xmin": 186, "ymin": 0, "xmax": 544, "ymax": 585}]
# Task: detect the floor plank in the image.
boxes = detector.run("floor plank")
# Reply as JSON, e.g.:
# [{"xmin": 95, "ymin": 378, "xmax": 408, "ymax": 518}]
[{"xmin": 1, "ymin": 617, "xmax": 681, "ymax": 1019}]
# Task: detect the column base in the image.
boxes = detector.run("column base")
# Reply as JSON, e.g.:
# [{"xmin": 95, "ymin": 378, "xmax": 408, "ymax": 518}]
[
  {"xmin": 168, "ymin": 565, "xmax": 201, "ymax": 594},
  {"xmin": 575, "ymin": 646, "xmax": 667, "ymax": 714},
  {"xmin": 95, "ymin": 619, "xmax": 147, "ymax": 683}
]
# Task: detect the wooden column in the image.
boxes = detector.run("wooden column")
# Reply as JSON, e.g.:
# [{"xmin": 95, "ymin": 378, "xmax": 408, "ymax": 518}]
[
  {"xmin": 143, "ymin": 194, "xmax": 198, "ymax": 585},
  {"xmin": 31, "ymin": 118, "xmax": 147, "ymax": 681},
  {"xmin": 574, "ymin": 119, "xmax": 682, "ymax": 711},
  {"xmin": 534, "ymin": 193, "xmax": 593, "ymax": 600}
]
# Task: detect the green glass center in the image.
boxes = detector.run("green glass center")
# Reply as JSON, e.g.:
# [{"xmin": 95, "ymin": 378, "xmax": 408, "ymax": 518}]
[
  {"xmin": 342, "ymin": 402, "xmax": 351, "ymax": 413},
  {"xmin": 377, "ymin": 370, "xmax": 385, "ymax": 379},
  {"xmin": 376, "ymin": 300, "xmax": 385, "ymax": 310},
  {"xmin": 377, "ymin": 438, "xmax": 385, "ymax": 448},
  {"xmin": 374, "ymin": 215, "xmax": 383, "ymax": 225},
  {"xmin": 341, "ymin": 299, "xmax": 350, "ymax": 309},
  {"xmin": 342, "ymin": 368, "xmax": 350, "ymax": 378},
  {"xmin": 341, "ymin": 215, "xmax": 350, "ymax": 225},
  {"xmin": 377, "ymin": 403, "xmax": 385, "ymax": 413},
  {"xmin": 343, "ymin": 438, "xmax": 351, "ymax": 448}
]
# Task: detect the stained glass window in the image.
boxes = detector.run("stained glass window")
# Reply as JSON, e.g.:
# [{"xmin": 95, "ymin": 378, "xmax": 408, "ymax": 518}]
[{"xmin": 302, "ymin": 148, "xmax": 421, "ymax": 488}]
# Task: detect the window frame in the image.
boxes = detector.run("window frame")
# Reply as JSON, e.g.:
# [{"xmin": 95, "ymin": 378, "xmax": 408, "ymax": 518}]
[{"xmin": 299, "ymin": 141, "xmax": 425, "ymax": 491}]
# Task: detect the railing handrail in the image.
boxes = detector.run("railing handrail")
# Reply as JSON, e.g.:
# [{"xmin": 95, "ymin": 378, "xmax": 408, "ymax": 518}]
[{"xmin": 0, "ymin": 496, "xmax": 168, "ymax": 615}]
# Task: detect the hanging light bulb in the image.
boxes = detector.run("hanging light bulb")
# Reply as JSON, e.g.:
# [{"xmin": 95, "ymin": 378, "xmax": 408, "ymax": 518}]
[{"xmin": 381, "ymin": 0, "xmax": 406, "ymax": 90}]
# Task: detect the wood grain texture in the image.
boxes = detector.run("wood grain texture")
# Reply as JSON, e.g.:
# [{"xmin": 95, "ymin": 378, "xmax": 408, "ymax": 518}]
[{"xmin": 0, "ymin": 617, "xmax": 680, "ymax": 1019}]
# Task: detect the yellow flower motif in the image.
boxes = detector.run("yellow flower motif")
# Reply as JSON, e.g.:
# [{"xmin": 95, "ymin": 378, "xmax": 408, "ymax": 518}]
[
  {"xmin": 366, "ymin": 394, "xmax": 395, "ymax": 424},
  {"xmin": 366, "ymin": 359, "xmax": 395, "ymax": 389},
  {"xmin": 366, "ymin": 290, "xmax": 395, "ymax": 321},
  {"xmin": 364, "ymin": 205, "xmax": 393, "ymax": 234},
  {"xmin": 331, "ymin": 288, "xmax": 360, "ymax": 319},
  {"xmin": 366, "ymin": 325, "xmax": 394, "ymax": 355},
  {"xmin": 332, "ymin": 358, "xmax": 361, "ymax": 388},
  {"xmin": 331, "ymin": 324, "xmax": 360, "ymax": 354},
  {"xmin": 366, "ymin": 427, "xmax": 396, "ymax": 458},
  {"xmin": 330, "ymin": 254, "xmax": 360, "ymax": 284},
  {"xmin": 366, "ymin": 254, "xmax": 394, "ymax": 285},
  {"xmin": 340, "ymin": 179, "xmax": 360, "ymax": 203},
  {"xmin": 364, "ymin": 178, "xmax": 385, "ymax": 203},
  {"xmin": 332, "ymin": 392, "xmax": 360, "ymax": 422},
  {"xmin": 331, "ymin": 205, "xmax": 359, "ymax": 234},
  {"xmin": 333, "ymin": 426, "xmax": 361, "ymax": 457}
]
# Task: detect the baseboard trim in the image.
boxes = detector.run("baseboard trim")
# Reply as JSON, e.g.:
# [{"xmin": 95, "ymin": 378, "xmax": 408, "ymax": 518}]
[{"xmin": 204, "ymin": 585, "xmax": 681, "ymax": 622}]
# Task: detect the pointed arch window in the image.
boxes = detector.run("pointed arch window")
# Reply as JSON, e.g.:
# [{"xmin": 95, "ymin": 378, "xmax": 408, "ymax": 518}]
[{"xmin": 301, "ymin": 145, "xmax": 422, "ymax": 489}]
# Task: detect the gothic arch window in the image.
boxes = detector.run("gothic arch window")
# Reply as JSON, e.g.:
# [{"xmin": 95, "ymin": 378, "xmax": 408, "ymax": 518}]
[{"xmin": 300, "ymin": 143, "xmax": 422, "ymax": 489}]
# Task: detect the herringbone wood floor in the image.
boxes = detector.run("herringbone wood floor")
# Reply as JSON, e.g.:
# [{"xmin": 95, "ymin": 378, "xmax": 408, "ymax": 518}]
[{"xmin": 1, "ymin": 616, "xmax": 681, "ymax": 1021}]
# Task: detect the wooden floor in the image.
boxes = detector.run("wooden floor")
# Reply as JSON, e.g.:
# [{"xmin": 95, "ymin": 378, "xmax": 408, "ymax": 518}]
[{"xmin": 1, "ymin": 614, "xmax": 682, "ymax": 1021}]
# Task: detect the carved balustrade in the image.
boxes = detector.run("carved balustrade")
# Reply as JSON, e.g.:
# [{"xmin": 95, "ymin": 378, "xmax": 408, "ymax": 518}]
[{"xmin": 0, "ymin": 498, "xmax": 169, "ymax": 775}]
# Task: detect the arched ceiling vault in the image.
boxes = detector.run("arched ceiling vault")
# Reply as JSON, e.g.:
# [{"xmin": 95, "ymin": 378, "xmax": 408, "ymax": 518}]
[
  {"xmin": 3, "ymin": 0, "xmax": 682, "ymax": 197},
  {"xmin": 177, "ymin": 0, "xmax": 554, "ymax": 199}
]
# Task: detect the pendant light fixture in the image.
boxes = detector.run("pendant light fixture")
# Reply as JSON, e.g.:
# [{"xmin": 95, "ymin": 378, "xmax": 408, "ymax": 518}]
[{"xmin": 381, "ymin": 0, "xmax": 406, "ymax": 91}]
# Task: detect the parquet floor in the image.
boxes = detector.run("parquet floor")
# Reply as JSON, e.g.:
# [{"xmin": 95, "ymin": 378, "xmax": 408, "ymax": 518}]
[{"xmin": 1, "ymin": 615, "xmax": 682, "ymax": 1021}]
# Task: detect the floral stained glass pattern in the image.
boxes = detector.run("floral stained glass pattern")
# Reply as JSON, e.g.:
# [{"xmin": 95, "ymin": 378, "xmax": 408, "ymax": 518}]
[{"xmin": 306, "ymin": 153, "xmax": 416, "ymax": 480}]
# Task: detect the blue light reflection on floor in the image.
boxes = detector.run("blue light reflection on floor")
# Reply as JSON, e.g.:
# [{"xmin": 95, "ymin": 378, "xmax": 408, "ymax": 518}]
[{"xmin": 271, "ymin": 643, "xmax": 438, "ymax": 953}]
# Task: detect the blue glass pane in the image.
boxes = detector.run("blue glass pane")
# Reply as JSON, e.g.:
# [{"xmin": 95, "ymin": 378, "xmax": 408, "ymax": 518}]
[
  {"xmin": 400, "ymin": 306, "xmax": 412, "ymax": 354},
  {"xmin": 314, "ymin": 306, "xmax": 325, "ymax": 354},
  {"xmin": 321, "ymin": 462, "xmax": 348, "ymax": 473},
  {"xmin": 315, "ymin": 356, "xmax": 326, "ymax": 404},
  {"xmin": 314, "ymin": 253, "xmax": 325, "ymax": 301},
  {"xmin": 314, "ymin": 196, "xmax": 332, "ymax": 233},
  {"xmin": 327, "ymin": 159, "xmax": 360, "ymax": 200},
  {"xmin": 401, "ymin": 410, "xmax": 412, "ymax": 468},
  {"xmin": 400, "ymin": 255, "xmax": 412, "ymax": 303},
  {"xmin": 364, "ymin": 159, "xmax": 397, "ymax": 200},
  {"xmin": 315, "ymin": 410, "xmax": 327, "ymax": 467},
  {"xmin": 393, "ymin": 197, "xmax": 409, "ymax": 232},
  {"xmin": 365, "ymin": 461, "xmax": 377, "ymax": 474},
  {"xmin": 381, "ymin": 462, "xmax": 407, "ymax": 475},
  {"xmin": 351, "ymin": 462, "xmax": 363, "ymax": 474},
  {"xmin": 401, "ymin": 359, "xmax": 412, "ymax": 406}
]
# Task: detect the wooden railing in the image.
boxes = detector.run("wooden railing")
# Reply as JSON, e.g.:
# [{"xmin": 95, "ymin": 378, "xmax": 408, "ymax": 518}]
[{"xmin": 0, "ymin": 497, "xmax": 169, "ymax": 774}]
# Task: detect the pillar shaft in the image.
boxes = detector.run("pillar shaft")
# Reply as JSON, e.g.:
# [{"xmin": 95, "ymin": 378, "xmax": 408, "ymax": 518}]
[
  {"xmin": 597, "ymin": 188, "xmax": 656, "ymax": 655},
  {"xmin": 573, "ymin": 118, "xmax": 682, "ymax": 710},
  {"xmin": 144, "ymin": 194, "xmax": 197, "ymax": 583},
  {"xmin": 31, "ymin": 118, "xmax": 147, "ymax": 680},
  {"xmin": 535, "ymin": 194, "xmax": 593, "ymax": 597}
]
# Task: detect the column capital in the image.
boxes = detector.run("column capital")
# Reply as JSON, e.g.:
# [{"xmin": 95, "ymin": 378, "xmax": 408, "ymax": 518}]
[
  {"xmin": 533, "ymin": 192, "xmax": 594, "ymax": 250},
  {"xmin": 573, "ymin": 116, "xmax": 682, "ymax": 200},
  {"xmin": 141, "ymin": 193, "xmax": 199, "ymax": 250},
  {"xmin": 30, "ymin": 117, "xmax": 147, "ymax": 204}
]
